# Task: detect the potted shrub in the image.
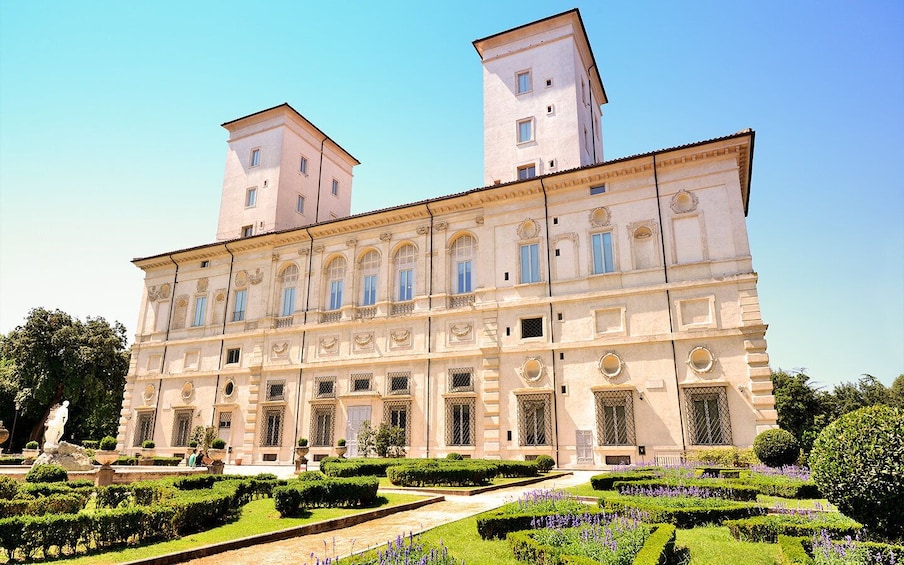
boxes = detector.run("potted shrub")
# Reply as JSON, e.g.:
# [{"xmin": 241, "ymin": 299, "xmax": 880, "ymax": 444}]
[
  {"xmin": 140, "ymin": 439, "xmax": 155, "ymax": 463},
  {"xmin": 22, "ymin": 441, "xmax": 40, "ymax": 461},
  {"xmin": 207, "ymin": 438, "xmax": 227, "ymax": 461},
  {"xmin": 336, "ymin": 438, "xmax": 347, "ymax": 458},
  {"xmin": 95, "ymin": 435, "xmax": 119, "ymax": 466},
  {"xmin": 295, "ymin": 438, "xmax": 310, "ymax": 472}
]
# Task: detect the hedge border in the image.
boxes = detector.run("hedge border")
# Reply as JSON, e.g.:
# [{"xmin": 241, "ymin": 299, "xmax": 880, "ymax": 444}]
[
  {"xmin": 777, "ymin": 535, "xmax": 812, "ymax": 565},
  {"xmin": 723, "ymin": 514, "xmax": 862, "ymax": 543},
  {"xmin": 598, "ymin": 495, "xmax": 766, "ymax": 528},
  {"xmin": 612, "ymin": 479, "xmax": 760, "ymax": 501},
  {"xmin": 589, "ymin": 472, "xmax": 656, "ymax": 491},
  {"xmin": 507, "ymin": 523, "xmax": 675, "ymax": 565}
]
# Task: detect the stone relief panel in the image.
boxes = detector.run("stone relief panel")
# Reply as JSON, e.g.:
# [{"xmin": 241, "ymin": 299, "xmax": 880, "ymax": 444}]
[
  {"xmin": 516, "ymin": 357, "xmax": 546, "ymax": 384},
  {"xmin": 389, "ymin": 328, "xmax": 412, "ymax": 350},
  {"xmin": 447, "ymin": 319, "xmax": 475, "ymax": 345},
  {"xmin": 670, "ymin": 190, "xmax": 699, "ymax": 214},
  {"xmin": 628, "ymin": 220, "xmax": 660, "ymax": 270},
  {"xmin": 270, "ymin": 341, "xmax": 290, "ymax": 361},
  {"xmin": 590, "ymin": 207, "xmax": 611, "ymax": 227},
  {"xmin": 318, "ymin": 335, "xmax": 339, "ymax": 357},
  {"xmin": 353, "ymin": 332, "xmax": 375, "ymax": 352},
  {"xmin": 517, "ymin": 219, "xmax": 540, "ymax": 240},
  {"xmin": 172, "ymin": 295, "xmax": 188, "ymax": 330},
  {"xmin": 147, "ymin": 283, "xmax": 171, "ymax": 302},
  {"xmin": 196, "ymin": 278, "xmax": 209, "ymax": 293}
]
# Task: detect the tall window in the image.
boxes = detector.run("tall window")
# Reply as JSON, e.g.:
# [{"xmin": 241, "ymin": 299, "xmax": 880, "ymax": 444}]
[
  {"xmin": 279, "ymin": 265, "xmax": 298, "ymax": 317},
  {"xmin": 192, "ymin": 296, "xmax": 207, "ymax": 327},
  {"xmin": 172, "ymin": 410, "xmax": 193, "ymax": 447},
  {"xmin": 685, "ymin": 387, "xmax": 732, "ymax": 446},
  {"xmin": 296, "ymin": 195, "xmax": 305, "ymax": 214},
  {"xmin": 592, "ymin": 232, "xmax": 614, "ymax": 274},
  {"xmin": 594, "ymin": 390, "xmax": 635, "ymax": 446},
  {"xmin": 133, "ymin": 412, "xmax": 155, "ymax": 447},
  {"xmin": 233, "ymin": 289, "xmax": 247, "ymax": 322},
  {"xmin": 331, "ymin": 179, "xmax": 339, "ymax": 196},
  {"xmin": 250, "ymin": 148, "xmax": 260, "ymax": 167},
  {"xmin": 261, "ymin": 407, "xmax": 284, "ymax": 447},
  {"xmin": 516, "ymin": 70, "xmax": 531, "ymax": 94},
  {"xmin": 245, "ymin": 187, "xmax": 257, "ymax": 207},
  {"xmin": 299, "ymin": 155, "xmax": 308, "ymax": 174},
  {"xmin": 518, "ymin": 394, "xmax": 550, "ymax": 446},
  {"xmin": 359, "ymin": 250, "xmax": 380, "ymax": 306},
  {"xmin": 517, "ymin": 118, "xmax": 533, "ymax": 143},
  {"xmin": 520, "ymin": 243, "xmax": 540, "ymax": 283},
  {"xmin": 384, "ymin": 400, "xmax": 411, "ymax": 444},
  {"xmin": 326, "ymin": 256, "xmax": 346, "ymax": 310},
  {"xmin": 450, "ymin": 235, "xmax": 475, "ymax": 294},
  {"xmin": 446, "ymin": 398, "xmax": 475, "ymax": 446},
  {"xmin": 394, "ymin": 244, "xmax": 416, "ymax": 301},
  {"xmin": 311, "ymin": 406, "xmax": 335, "ymax": 447}
]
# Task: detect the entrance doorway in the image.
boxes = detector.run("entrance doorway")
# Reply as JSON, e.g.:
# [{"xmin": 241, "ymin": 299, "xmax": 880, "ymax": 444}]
[
  {"xmin": 345, "ymin": 405, "xmax": 371, "ymax": 458},
  {"xmin": 576, "ymin": 429, "xmax": 594, "ymax": 464}
]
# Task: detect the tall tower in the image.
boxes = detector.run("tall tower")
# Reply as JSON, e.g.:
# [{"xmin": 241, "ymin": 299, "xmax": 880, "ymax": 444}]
[
  {"xmin": 473, "ymin": 9, "xmax": 607, "ymax": 186},
  {"xmin": 215, "ymin": 103, "xmax": 360, "ymax": 241}
]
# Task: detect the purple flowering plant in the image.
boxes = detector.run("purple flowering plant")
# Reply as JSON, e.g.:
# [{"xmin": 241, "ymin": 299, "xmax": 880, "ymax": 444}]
[{"xmin": 527, "ymin": 509, "xmax": 651, "ymax": 565}]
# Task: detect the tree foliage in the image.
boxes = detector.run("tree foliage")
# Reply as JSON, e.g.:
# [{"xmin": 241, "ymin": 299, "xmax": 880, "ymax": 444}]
[
  {"xmin": 0, "ymin": 308, "xmax": 129, "ymax": 450},
  {"xmin": 355, "ymin": 420, "xmax": 406, "ymax": 458}
]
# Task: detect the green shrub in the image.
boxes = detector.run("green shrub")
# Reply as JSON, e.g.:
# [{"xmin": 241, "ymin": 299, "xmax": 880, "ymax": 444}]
[
  {"xmin": 507, "ymin": 522, "xmax": 663, "ymax": 565},
  {"xmin": 598, "ymin": 494, "xmax": 765, "ymax": 528},
  {"xmin": 0, "ymin": 477, "xmax": 18, "ymax": 500},
  {"xmin": 0, "ymin": 493, "xmax": 86, "ymax": 518},
  {"xmin": 493, "ymin": 460, "xmax": 538, "ymax": 478},
  {"xmin": 337, "ymin": 438, "xmax": 346, "ymax": 447},
  {"xmin": 151, "ymin": 456, "xmax": 182, "ymax": 466},
  {"xmin": 24, "ymin": 441, "xmax": 38, "ymax": 450},
  {"xmin": 297, "ymin": 438, "xmax": 308, "ymax": 447},
  {"xmin": 98, "ymin": 436, "xmax": 117, "ymax": 451},
  {"xmin": 754, "ymin": 429, "xmax": 800, "ymax": 468},
  {"xmin": 0, "ymin": 457, "xmax": 25, "ymax": 466},
  {"xmin": 210, "ymin": 438, "xmax": 226, "ymax": 449},
  {"xmin": 634, "ymin": 524, "xmax": 677, "ymax": 565},
  {"xmin": 777, "ymin": 535, "xmax": 812, "ymax": 565},
  {"xmin": 386, "ymin": 460, "xmax": 497, "ymax": 487},
  {"xmin": 141, "ymin": 440, "xmax": 155, "ymax": 449},
  {"xmin": 589, "ymin": 471, "xmax": 656, "ymax": 491},
  {"xmin": 81, "ymin": 440, "xmax": 99, "ymax": 449},
  {"xmin": 687, "ymin": 447, "xmax": 759, "ymax": 467},
  {"xmin": 25, "ymin": 463, "xmax": 68, "ymax": 483},
  {"xmin": 477, "ymin": 509, "xmax": 599, "ymax": 540},
  {"xmin": 273, "ymin": 476, "xmax": 379, "ymax": 516},
  {"xmin": 613, "ymin": 479, "xmax": 760, "ymax": 501},
  {"xmin": 445, "ymin": 452, "xmax": 463, "ymax": 460},
  {"xmin": 732, "ymin": 475, "xmax": 820, "ymax": 499},
  {"xmin": 534, "ymin": 454, "xmax": 554, "ymax": 472},
  {"xmin": 809, "ymin": 405, "xmax": 904, "ymax": 540},
  {"xmin": 297, "ymin": 471, "xmax": 327, "ymax": 481},
  {"xmin": 724, "ymin": 514, "xmax": 862, "ymax": 542},
  {"xmin": 114, "ymin": 455, "xmax": 138, "ymax": 466}
]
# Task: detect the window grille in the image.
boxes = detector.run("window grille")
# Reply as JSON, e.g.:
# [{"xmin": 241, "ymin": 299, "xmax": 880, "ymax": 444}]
[
  {"xmin": 445, "ymin": 397, "xmax": 475, "ymax": 446},
  {"xmin": 351, "ymin": 373, "xmax": 372, "ymax": 392},
  {"xmin": 260, "ymin": 407, "xmax": 284, "ymax": 447},
  {"xmin": 266, "ymin": 380, "xmax": 286, "ymax": 401},
  {"xmin": 684, "ymin": 386, "xmax": 732, "ymax": 445},
  {"xmin": 448, "ymin": 367, "xmax": 474, "ymax": 392},
  {"xmin": 226, "ymin": 348, "xmax": 240, "ymax": 364},
  {"xmin": 387, "ymin": 371, "xmax": 410, "ymax": 395},
  {"xmin": 517, "ymin": 394, "xmax": 552, "ymax": 446},
  {"xmin": 310, "ymin": 405, "xmax": 335, "ymax": 447},
  {"xmin": 383, "ymin": 400, "xmax": 411, "ymax": 444},
  {"xmin": 133, "ymin": 412, "xmax": 156, "ymax": 447},
  {"xmin": 521, "ymin": 317, "xmax": 543, "ymax": 338},
  {"xmin": 594, "ymin": 390, "xmax": 635, "ymax": 446},
  {"xmin": 171, "ymin": 409, "xmax": 193, "ymax": 447},
  {"xmin": 218, "ymin": 411, "xmax": 232, "ymax": 429},
  {"xmin": 316, "ymin": 376, "xmax": 336, "ymax": 398}
]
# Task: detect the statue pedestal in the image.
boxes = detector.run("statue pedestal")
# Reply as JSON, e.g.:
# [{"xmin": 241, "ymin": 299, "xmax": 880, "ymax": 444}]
[
  {"xmin": 208, "ymin": 460, "xmax": 225, "ymax": 475},
  {"xmin": 96, "ymin": 466, "xmax": 115, "ymax": 486}
]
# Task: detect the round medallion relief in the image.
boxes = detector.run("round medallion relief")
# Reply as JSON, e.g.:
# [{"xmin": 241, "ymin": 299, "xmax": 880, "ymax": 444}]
[
  {"xmin": 142, "ymin": 384, "xmax": 155, "ymax": 405},
  {"xmin": 181, "ymin": 381, "xmax": 194, "ymax": 402},
  {"xmin": 223, "ymin": 380, "xmax": 236, "ymax": 399},
  {"xmin": 688, "ymin": 346, "xmax": 715, "ymax": 374},
  {"xmin": 598, "ymin": 352, "xmax": 623, "ymax": 379},
  {"xmin": 521, "ymin": 357, "xmax": 544, "ymax": 382}
]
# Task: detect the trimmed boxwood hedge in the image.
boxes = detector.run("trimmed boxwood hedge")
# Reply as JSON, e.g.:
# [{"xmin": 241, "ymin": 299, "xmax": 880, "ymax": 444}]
[
  {"xmin": 273, "ymin": 476, "xmax": 379, "ymax": 517},
  {"xmin": 507, "ymin": 523, "xmax": 675, "ymax": 565},
  {"xmin": 777, "ymin": 535, "xmax": 811, "ymax": 565},
  {"xmin": 598, "ymin": 495, "xmax": 765, "ymax": 528},
  {"xmin": 0, "ymin": 457, "xmax": 25, "ymax": 466},
  {"xmin": 731, "ymin": 475, "xmax": 821, "ymax": 499},
  {"xmin": 590, "ymin": 471, "xmax": 656, "ymax": 491},
  {"xmin": 386, "ymin": 461, "xmax": 497, "ymax": 487},
  {"xmin": 320, "ymin": 457, "xmax": 416, "ymax": 478},
  {"xmin": 612, "ymin": 479, "xmax": 760, "ymax": 501},
  {"xmin": 723, "ymin": 514, "xmax": 862, "ymax": 543},
  {"xmin": 477, "ymin": 508, "xmax": 598, "ymax": 540},
  {"xmin": 0, "ymin": 494, "xmax": 85, "ymax": 519}
]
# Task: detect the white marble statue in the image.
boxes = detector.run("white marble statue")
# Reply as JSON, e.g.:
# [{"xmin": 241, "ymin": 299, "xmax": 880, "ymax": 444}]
[{"xmin": 43, "ymin": 400, "xmax": 69, "ymax": 450}]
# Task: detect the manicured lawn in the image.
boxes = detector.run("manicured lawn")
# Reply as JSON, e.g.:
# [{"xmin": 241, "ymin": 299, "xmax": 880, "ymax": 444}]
[
  {"xmin": 416, "ymin": 513, "xmax": 522, "ymax": 565},
  {"xmin": 564, "ymin": 482, "xmax": 615, "ymax": 498},
  {"xmin": 756, "ymin": 494, "xmax": 835, "ymax": 510},
  {"xmin": 7, "ymin": 493, "xmax": 426, "ymax": 565},
  {"xmin": 676, "ymin": 526, "xmax": 781, "ymax": 565}
]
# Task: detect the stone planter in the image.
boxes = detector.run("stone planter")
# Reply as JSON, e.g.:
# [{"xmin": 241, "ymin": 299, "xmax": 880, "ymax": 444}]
[
  {"xmin": 206, "ymin": 448, "xmax": 226, "ymax": 475},
  {"xmin": 207, "ymin": 448, "xmax": 227, "ymax": 461},
  {"xmin": 139, "ymin": 448, "xmax": 155, "ymax": 465},
  {"xmin": 295, "ymin": 446, "xmax": 309, "ymax": 472},
  {"xmin": 22, "ymin": 448, "xmax": 40, "ymax": 462},
  {"xmin": 335, "ymin": 445, "xmax": 347, "ymax": 458},
  {"xmin": 95, "ymin": 450, "xmax": 119, "ymax": 467}
]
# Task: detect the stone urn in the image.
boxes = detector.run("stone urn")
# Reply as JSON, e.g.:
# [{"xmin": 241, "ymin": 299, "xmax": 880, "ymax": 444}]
[
  {"xmin": 95, "ymin": 450, "xmax": 119, "ymax": 467},
  {"xmin": 294, "ymin": 444, "xmax": 309, "ymax": 473},
  {"xmin": 207, "ymin": 448, "xmax": 227, "ymax": 462},
  {"xmin": 206, "ymin": 448, "xmax": 227, "ymax": 475},
  {"xmin": 0, "ymin": 421, "xmax": 9, "ymax": 454},
  {"xmin": 335, "ymin": 444, "xmax": 347, "ymax": 458},
  {"xmin": 22, "ymin": 447, "xmax": 40, "ymax": 462}
]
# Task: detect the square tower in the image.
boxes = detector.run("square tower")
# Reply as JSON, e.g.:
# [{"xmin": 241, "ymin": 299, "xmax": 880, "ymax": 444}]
[
  {"xmin": 215, "ymin": 103, "xmax": 360, "ymax": 241},
  {"xmin": 474, "ymin": 9, "xmax": 607, "ymax": 186}
]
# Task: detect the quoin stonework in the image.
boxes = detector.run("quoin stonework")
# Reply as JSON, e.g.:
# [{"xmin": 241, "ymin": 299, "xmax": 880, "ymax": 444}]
[{"xmin": 118, "ymin": 9, "xmax": 776, "ymax": 467}]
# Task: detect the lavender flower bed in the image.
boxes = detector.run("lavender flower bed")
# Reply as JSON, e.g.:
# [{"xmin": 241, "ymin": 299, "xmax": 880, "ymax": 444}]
[
  {"xmin": 750, "ymin": 464, "xmax": 811, "ymax": 481},
  {"xmin": 811, "ymin": 530, "xmax": 904, "ymax": 565},
  {"xmin": 724, "ymin": 504, "xmax": 862, "ymax": 543},
  {"xmin": 501, "ymin": 488, "xmax": 589, "ymax": 515},
  {"xmin": 334, "ymin": 533, "xmax": 463, "ymax": 565}
]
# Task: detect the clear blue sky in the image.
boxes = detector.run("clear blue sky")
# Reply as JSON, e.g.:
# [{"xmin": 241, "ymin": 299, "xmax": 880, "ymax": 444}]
[{"xmin": 1, "ymin": 1, "xmax": 901, "ymax": 388}]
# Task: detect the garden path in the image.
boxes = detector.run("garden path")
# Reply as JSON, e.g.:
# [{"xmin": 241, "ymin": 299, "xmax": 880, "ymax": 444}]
[{"xmin": 184, "ymin": 470, "xmax": 595, "ymax": 565}]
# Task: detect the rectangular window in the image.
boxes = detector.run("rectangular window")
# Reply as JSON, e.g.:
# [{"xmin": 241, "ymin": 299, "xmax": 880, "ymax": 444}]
[
  {"xmin": 448, "ymin": 367, "xmax": 473, "ymax": 392},
  {"xmin": 351, "ymin": 373, "xmax": 372, "ymax": 392},
  {"xmin": 250, "ymin": 148, "xmax": 260, "ymax": 167},
  {"xmin": 192, "ymin": 296, "xmax": 207, "ymax": 327},
  {"xmin": 516, "ymin": 70, "xmax": 531, "ymax": 94},
  {"xmin": 383, "ymin": 400, "xmax": 411, "ymax": 444},
  {"xmin": 261, "ymin": 407, "xmax": 283, "ymax": 447},
  {"xmin": 594, "ymin": 390, "xmax": 635, "ymax": 446},
  {"xmin": 312, "ymin": 406, "xmax": 335, "ymax": 447},
  {"xmin": 300, "ymin": 156, "xmax": 308, "ymax": 174},
  {"xmin": 331, "ymin": 179, "xmax": 339, "ymax": 196},
  {"xmin": 266, "ymin": 380, "xmax": 286, "ymax": 401},
  {"xmin": 518, "ymin": 395, "xmax": 551, "ymax": 446},
  {"xmin": 218, "ymin": 411, "xmax": 232, "ymax": 430},
  {"xmin": 329, "ymin": 280, "xmax": 343, "ymax": 310},
  {"xmin": 242, "ymin": 225, "xmax": 253, "ymax": 238},
  {"xmin": 517, "ymin": 119, "xmax": 533, "ymax": 143},
  {"xmin": 388, "ymin": 372, "xmax": 410, "ymax": 395},
  {"xmin": 316, "ymin": 377, "xmax": 336, "ymax": 398},
  {"xmin": 685, "ymin": 387, "xmax": 732, "ymax": 446},
  {"xmin": 172, "ymin": 410, "xmax": 193, "ymax": 447},
  {"xmin": 233, "ymin": 289, "xmax": 247, "ymax": 322},
  {"xmin": 398, "ymin": 269, "xmax": 413, "ymax": 301},
  {"xmin": 517, "ymin": 164, "xmax": 536, "ymax": 180},
  {"xmin": 245, "ymin": 187, "xmax": 257, "ymax": 207},
  {"xmin": 521, "ymin": 317, "xmax": 543, "ymax": 338},
  {"xmin": 281, "ymin": 287, "xmax": 296, "ymax": 317},
  {"xmin": 592, "ymin": 232, "xmax": 615, "ymax": 274},
  {"xmin": 201, "ymin": 260, "xmax": 210, "ymax": 268},
  {"xmin": 456, "ymin": 261, "xmax": 472, "ymax": 294},
  {"xmin": 520, "ymin": 243, "xmax": 540, "ymax": 283},
  {"xmin": 363, "ymin": 274, "xmax": 377, "ymax": 306},
  {"xmin": 296, "ymin": 195, "xmax": 305, "ymax": 214},
  {"xmin": 226, "ymin": 348, "xmax": 240, "ymax": 365},
  {"xmin": 590, "ymin": 184, "xmax": 606, "ymax": 195},
  {"xmin": 133, "ymin": 412, "xmax": 155, "ymax": 447},
  {"xmin": 446, "ymin": 398, "xmax": 475, "ymax": 446}
]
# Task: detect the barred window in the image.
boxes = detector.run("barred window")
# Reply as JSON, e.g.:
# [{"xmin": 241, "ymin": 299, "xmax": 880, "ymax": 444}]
[
  {"xmin": 260, "ymin": 407, "xmax": 284, "ymax": 447},
  {"xmin": 518, "ymin": 394, "xmax": 551, "ymax": 446},
  {"xmin": 383, "ymin": 400, "xmax": 411, "ymax": 444},
  {"xmin": 266, "ymin": 380, "xmax": 286, "ymax": 401},
  {"xmin": 388, "ymin": 371, "xmax": 410, "ymax": 395},
  {"xmin": 218, "ymin": 411, "xmax": 232, "ymax": 430},
  {"xmin": 172, "ymin": 409, "xmax": 193, "ymax": 447},
  {"xmin": 684, "ymin": 386, "xmax": 732, "ymax": 446},
  {"xmin": 351, "ymin": 373, "xmax": 372, "ymax": 392},
  {"xmin": 316, "ymin": 376, "xmax": 336, "ymax": 398},
  {"xmin": 521, "ymin": 317, "xmax": 543, "ymax": 338},
  {"xmin": 448, "ymin": 367, "xmax": 473, "ymax": 392},
  {"xmin": 133, "ymin": 412, "xmax": 155, "ymax": 447},
  {"xmin": 311, "ymin": 405, "xmax": 335, "ymax": 447},
  {"xmin": 594, "ymin": 390, "xmax": 635, "ymax": 446},
  {"xmin": 445, "ymin": 398, "xmax": 475, "ymax": 446}
]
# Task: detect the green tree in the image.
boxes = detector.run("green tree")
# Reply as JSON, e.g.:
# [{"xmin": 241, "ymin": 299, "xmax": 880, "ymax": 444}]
[
  {"xmin": 770, "ymin": 369, "xmax": 830, "ymax": 451},
  {"xmin": 0, "ymin": 308, "xmax": 129, "ymax": 450},
  {"xmin": 889, "ymin": 375, "xmax": 904, "ymax": 408}
]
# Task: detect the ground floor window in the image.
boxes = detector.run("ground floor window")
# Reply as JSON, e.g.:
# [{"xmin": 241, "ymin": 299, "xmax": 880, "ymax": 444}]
[
  {"xmin": 311, "ymin": 405, "xmax": 335, "ymax": 447},
  {"xmin": 260, "ymin": 407, "xmax": 285, "ymax": 447},
  {"xmin": 171, "ymin": 409, "xmax": 193, "ymax": 447},
  {"xmin": 383, "ymin": 400, "xmax": 411, "ymax": 444},
  {"xmin": 133, "ymin": 412, "xmax": 156, "ymax": 447},
  {"xmin": 594, "ymin": 390, "xmax": 635, "ymax": 446},
  {"xmin": 445, "ymin": 397, "xmax": 475, "ymax": 446},
  {"xmin": 517, "ymin": 393, "xmax": 551, "ymax": 446},
  {"xmin": 684, "ymin": 386, "xmax": 732, "ymax": 445}
]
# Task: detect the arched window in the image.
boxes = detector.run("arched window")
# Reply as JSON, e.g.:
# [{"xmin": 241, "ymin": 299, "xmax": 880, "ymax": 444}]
[
  {"xmin": 450, "ymin": 235, "xmax": 476, "ymax": 294},
  {"xmin": 325, "ymin": 256, "xmax": 346, "ymax": 311},
  {"xmin": 278, "ymin": 264, "xmax": 298, "ymax": 317},
  {"xmin": 358, "ymin": 250, "xmax": 380, "ymax": 306},
  {"xmin": 394, "ymin": 244, "xmax": 417, "ymax": 301}
]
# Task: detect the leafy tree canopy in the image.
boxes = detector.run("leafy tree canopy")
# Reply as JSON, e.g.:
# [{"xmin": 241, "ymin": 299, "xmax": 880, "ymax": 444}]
[{"xmin": 0, "ymin": 308, "xmax": 129, "ymax": 450}]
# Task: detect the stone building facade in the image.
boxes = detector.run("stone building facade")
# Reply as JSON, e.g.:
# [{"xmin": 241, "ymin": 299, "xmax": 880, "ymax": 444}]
[{"xmin": 117, "ymin": 10, "xmax": 776, "ymax": 467}]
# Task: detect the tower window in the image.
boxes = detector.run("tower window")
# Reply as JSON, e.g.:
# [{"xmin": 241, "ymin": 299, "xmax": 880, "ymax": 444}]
[
  {"xmin": 517, "ymin": 164, "xmax": 536, "ymax": 180},
  {"xmin": 300, "ymin": 155, "xmax": 308, "ymax": 174},
  {"xmin": 296, "ymin": 195, "xmax": 305, "ymax": 214},
  {"xmin": 245, "ymin": 187, "xmax": 257, "ymax": 207},
  {"xmin": 331, "ymin": 179, "xmax": 339, "ymax": 196},
  {"xmin": 516, "ymin": 70, "xmax": 531, "ymax": 94},
  {"xmin": 517, "ymin": 118, "xmax": 533, "ymax": 143},
  {"xmin": 250, "ymin": 148, "xmax": 260, "ymax": 168}
]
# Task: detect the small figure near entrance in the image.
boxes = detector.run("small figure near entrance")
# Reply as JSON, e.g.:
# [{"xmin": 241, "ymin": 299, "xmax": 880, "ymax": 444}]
[{"xmin": 43, "ymin": 400, "xmax": 70, "ymax": 450}]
